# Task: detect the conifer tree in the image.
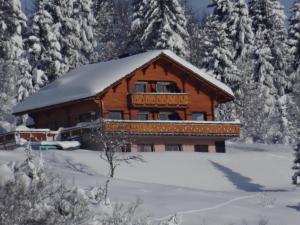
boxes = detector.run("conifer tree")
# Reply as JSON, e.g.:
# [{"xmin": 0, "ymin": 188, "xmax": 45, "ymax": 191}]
[
  {"xmin": 0, "ymin": 0, "xmax": 33, "ymax": 129},
  {"xmin": 47, "ymin": 0, "xmax": 97, "ymax": 76},
  {"xmin": 94, "ymin": 0, "xmax": 132, "ymax": 61},
  {"xmin": 131, "ymin": 0, "xmax": 190, "ymax": 57},
  {"xmin": 26, "ymin": 0, "xmax": 62, "ymax": 84},
  {"xmin": 289, "ymin": 0, "xmax": 300, "ymax": 72},
  {"xmin": 199, "ymin": 0, "xmax": 253, "ymax": 89},
  {"xmin": 249, "ymin": 0, "xmax": 290, "ymax": 95},
  {"xmin": 292, "ymin": 143, "xmax": 300, "ymax": 185}
]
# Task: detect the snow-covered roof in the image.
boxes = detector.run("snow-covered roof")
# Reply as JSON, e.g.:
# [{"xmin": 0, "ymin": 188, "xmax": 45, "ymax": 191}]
[{"xmin": 13, "ymin": 50, "xmax": 234, "ymax": 114}]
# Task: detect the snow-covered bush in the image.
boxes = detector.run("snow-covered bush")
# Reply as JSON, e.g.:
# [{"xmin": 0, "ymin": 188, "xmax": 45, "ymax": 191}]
[
  {"xmin": 97, "ymin": 198, "xmax": 149, "ymax": 225},
  {"xmin": 159, "ymin": 214, "xmax": 182, "ymax": 225},
  {"xmin": 0, "ymin": 146, "xmax": 91, "ymax": 225}
]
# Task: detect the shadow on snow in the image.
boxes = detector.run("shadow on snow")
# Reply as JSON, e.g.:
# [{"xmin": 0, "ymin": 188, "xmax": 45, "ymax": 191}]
[{"xmin": 210, "ymin": 160, "xmax": 264, "ymax": 192}]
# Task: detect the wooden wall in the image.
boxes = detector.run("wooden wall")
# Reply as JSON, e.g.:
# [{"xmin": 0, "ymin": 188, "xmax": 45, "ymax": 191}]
[
  {"xmin": 101, "ymin": 58, "xmax": 218, "ymax": 121},
  {"xmin": 31, "ymin": 100, "xmax": 100, "ymax": 130},
  {"xmin": 30, "ymin": 57, "xmax": 221, "ymax": 129}
]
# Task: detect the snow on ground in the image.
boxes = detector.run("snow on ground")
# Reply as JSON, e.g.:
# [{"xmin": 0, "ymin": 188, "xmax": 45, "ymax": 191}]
[{"xmin": 0, "ymin": 142, "xmax": 299, "ymax": 225}]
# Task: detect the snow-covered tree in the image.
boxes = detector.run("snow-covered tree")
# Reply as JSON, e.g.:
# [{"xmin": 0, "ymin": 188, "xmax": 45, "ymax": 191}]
[
  {"xmin": 249, "ymin": 0, "xmax": 290, "ymax": 95},
  {"xmin": 45, "ymin": 0, "xmax": 97, "ymax": 77},
  {"xmin": 83, "ymin": 120, "xmax": 144, "ymax": 178},
  {"xmin": 289, "ymin": 0, "xmax": 300, "ymax": 72},
  {"xmin": 249, "ymin": 0, "xmax": 293, "ymax": 143},
  {"xmin": 0, "ymin": 146, "xmax": 92, "ymax": 225},
  {"xmin": 0, "ymin": 62, "xmax": 18, "ymax": 132},
  {"xmin": 93, "ymin": 0, "xmax": 115, "ymax": 61},
  {"xmin": 292, "ymin": 143, "xmax": 300, "ymax": 185},
  {"xmin": 26, "ymin": 0, "xmax": 61, "ymax": 84},
  {"xmin": 93, "ymin": 0, "xmax": 132, "ymax": 61},
  {"xmin": 0, "ymin": 0, "xmax": 34, "ymax": 130},
  {"xmin": 132, "ymin": 0, "xmax": 190, "ymax": 57},
  {"xmin": 199, "ymin": 0, "xmax": 253, "ymax": 89}
]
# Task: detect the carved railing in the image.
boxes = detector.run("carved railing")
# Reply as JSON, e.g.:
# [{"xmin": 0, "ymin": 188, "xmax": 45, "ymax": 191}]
[
  {"xmin": 103, "ymin": 120, "xmax": 240, "ymax": 137},
  {"xmin": 130, "ymin": 93, "xmax": 190, "ymax": 108}
]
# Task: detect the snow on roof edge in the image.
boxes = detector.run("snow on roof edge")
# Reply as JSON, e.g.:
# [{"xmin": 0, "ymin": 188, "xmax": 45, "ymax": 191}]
[{"xmin": 13, "ymin": 50, "xmax": 234, "ymax": 114}]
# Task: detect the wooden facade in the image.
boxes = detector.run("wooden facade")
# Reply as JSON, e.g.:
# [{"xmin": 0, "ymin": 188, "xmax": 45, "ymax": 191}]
[{"xmin": 13, "ymin": 53, "xmax": 240, "ymax": 153}]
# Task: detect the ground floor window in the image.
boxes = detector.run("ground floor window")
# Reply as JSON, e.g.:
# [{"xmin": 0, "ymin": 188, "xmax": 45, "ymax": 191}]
[
  {"xmin": 137, "ymin": 112, "xmax": 149, "ymax": 120},
  {"xmin": 158, "ymin": 111, "xmax": 180, "ymax": 120},
  {"xmin": 137, "ymin": 144, "xmax": 154, "ymax": 152},
  {"xmin": 79, "ymin": 112, "xmax": 97, "ymax": 122},
  {"xmin": 165, "ymin": 144, "xmax": 182, "ymax": 151},
  {"xmin": 215, "ymin": 141, "xmax": 225, "ymax": 153},
  {"xmin": 194, "ymin": 145, "xmax": 209, "ymax": 152},
  {"xmin": 108, "ymin": 111, "xmax": 124, "ymax": 120},
  {"xmin": 192, "ymin": 112, "xmax": 207, "ymax": 121}
]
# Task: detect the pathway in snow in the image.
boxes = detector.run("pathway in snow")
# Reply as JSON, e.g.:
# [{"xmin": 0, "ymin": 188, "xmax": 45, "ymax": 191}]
[{"xmin": 154, "ymin": 193, "xmax": 259, "ymax": 222}]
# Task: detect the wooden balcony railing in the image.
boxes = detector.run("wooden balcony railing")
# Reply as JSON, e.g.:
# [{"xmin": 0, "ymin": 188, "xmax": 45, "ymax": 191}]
[
  {"xmin": 103, "ymin": 120, "xmax": 240, "ymax": 137},
  {"xmin": 130, "ymin": 93, "xmax": 190, "ymax": 108}
]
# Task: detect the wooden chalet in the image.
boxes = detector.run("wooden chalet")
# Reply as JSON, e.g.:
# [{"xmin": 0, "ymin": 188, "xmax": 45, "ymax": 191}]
[{"xmin": 12, "ymin": 50, "xmax": 240, "ymax": 152}]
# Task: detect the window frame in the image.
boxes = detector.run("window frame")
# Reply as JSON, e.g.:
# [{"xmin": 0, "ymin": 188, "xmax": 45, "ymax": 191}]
[
  {"xmin": 156, "ymin": 81, "xmax": 179, "ymax": 93},
  {"xmin": 137, "ymin": 144, "xmax": 154, "ymax": 152},
  {"xmin": 165, "ymin": 144, "xmax": 182, "ymax": 152},
  {"xmin": 135, "ymin": 81, "xmax": 148, "ymax": 93},
  {"xmin": 108, "ymin": 111, "xmax": 124, "ymax": 120},
  {"xmin": 192, "ymin": 112, "xmax": 207, "ymax": 121},
  {"xmin": 137, "ymin": 111, "xmax": 149, "ymax": 120},
  {"xmin": 194, "ymin": 145, "xmax": 209, "ymax": 152}
]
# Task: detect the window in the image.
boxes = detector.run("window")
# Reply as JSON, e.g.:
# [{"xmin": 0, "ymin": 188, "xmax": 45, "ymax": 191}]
[
  {"xmin": 79, "ymin": 112, "xmax": 97, "ymax": 122},
  {"xmin": 215, "ymin": 141, "xmax": 225, "ymax": 153},
  {"xmin": 192, "ymin": 112, "xmax": 206, "ymax": 121},
  {"xmin": 194, "ymin": 145, "xmax": 209, "ymax": 152},
  {"xmin": 108, "ymin": 111, "xmax": 123, "ymax": 120},
  {"xmin": 137, "ymin": 112, "xmax": 149, "ymax": 120},
  {"xmin": 135, "ymin": 81, "xmax": 147, "ymax": 93},
  {"xmin": 165, "ymin": 144, "xmax": 182, "ymax": 151},
  {"xmin": 138, "ymin": 144, "xmax": 154, "ymax": 152},
  {"xmin": 158, "ymin": 111, "xmax": 180, "ymax": 120},
  {"xmin": 156, "ymin": 82, "xmax": 179, "ymax": 93}
]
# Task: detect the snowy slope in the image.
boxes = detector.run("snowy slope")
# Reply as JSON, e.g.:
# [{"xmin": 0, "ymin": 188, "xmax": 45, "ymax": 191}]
[{"xmin": 0, "ymin": 142, "xmax": 298, "ymax": 225}]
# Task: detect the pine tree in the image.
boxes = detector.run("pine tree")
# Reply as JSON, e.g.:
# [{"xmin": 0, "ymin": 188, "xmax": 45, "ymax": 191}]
[
  {"xmin": 289, "ymin": 0, "xmax": 300, "ymax": 72},
  {"xmin": 93, "ymin": 0, "xmax": 115, "ymax": 61},
  {"xmin": 132, "ymin": 0, "xmax": 190, "ymax": 57},
  {"xmin": 292, "ymin": 143, "xmax": 300, "ymax": 185},
  {"xmin": 0, "ymin": 0, "xmax": 33, "ymax": 129},
  {"xmin": 249, "ymin": 0, "xmax": 292, "ymax": 143},
  {"xmin": 249, "ymin": 0, "xmax": 290, "ymax": 95},
  {"xmin": 199, "ymin": 0, "xmax": 253, "ymax": 89},
  {"xmin": 47, "ymin": 0, "xmax": 97, "ymax": 76},
  {"xmin": 26, "ymin": 0, "xmax": 62, "ymax": 84},
  {"xmin": 93, "ymin": 0, "xmax": 132, "ymax": 61}
]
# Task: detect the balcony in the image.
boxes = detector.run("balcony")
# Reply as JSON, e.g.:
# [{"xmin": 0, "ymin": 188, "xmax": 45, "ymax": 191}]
[
  {"xmin": 103, "ymin": 120, "xmax": 240, "ymax": 137},
  {"xmin": 130, "ymin": 93, "xmax": 190, "ymax": 108}
]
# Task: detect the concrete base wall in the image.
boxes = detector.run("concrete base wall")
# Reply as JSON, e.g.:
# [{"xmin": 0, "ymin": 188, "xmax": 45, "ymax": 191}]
[{"xmin": 130, "ymin": 136, "xmax": 223, "ymax": 153}]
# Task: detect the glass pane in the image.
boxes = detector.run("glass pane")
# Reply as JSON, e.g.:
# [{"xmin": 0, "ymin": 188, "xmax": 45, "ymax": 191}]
[
  {"xmin": 138, "ymin": 144, "xmax": 153, "ymax": 152},
  {"xmin": 137, "ymin": 112, "xmax": 148, "ymax": 120},
  {"xmin": 192, "ymin": 112, "xmax": 205, "ymax": 121},
  {"xmin": 156, "ymin": 83, "xmax": 165, "ymax": 93},
  {"xmin": 135, "ymin": 83, "xmax": 146, "ymax": 92},
  {"xmin": 194, "ymin": 145, "xmax": 209, "ymax": 152},
  {"xmin": 158, "ymin": 112, "xmax": 169, "ymax": 120},
  {"xmin": 109, "ymin": 111, "xmax": 123, "ymax": 120},
  {"xmin": 165, "ymin": 144, "xmax": 181, "ymax": 151}
]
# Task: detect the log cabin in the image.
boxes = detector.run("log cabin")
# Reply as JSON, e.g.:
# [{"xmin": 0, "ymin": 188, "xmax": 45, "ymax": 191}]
[{"xmin": 12, "ymin": 50, "xmax": 240, "ymax": 152}]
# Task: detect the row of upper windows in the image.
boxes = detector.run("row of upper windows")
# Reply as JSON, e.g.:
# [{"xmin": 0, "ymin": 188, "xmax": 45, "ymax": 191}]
[
  {"xmin": 134, "ymin": 81, "xmax": 181, "ymax": 93},
  {"xmin": 76, "ymin": 111, "xmax": 207, "ymax": 123},
  {"xmin": 108, "ymin": 111, "xmax": 207, "ymax": 121}
]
